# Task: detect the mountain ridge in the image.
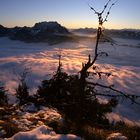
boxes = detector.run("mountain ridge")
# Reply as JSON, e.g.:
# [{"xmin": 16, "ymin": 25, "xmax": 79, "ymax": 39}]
[
  {"xmin": 1, "ymin": 22, "xmax": 140, "ymax": 43},
  {"xmin": 0, "ymin": 21, "xmax": 70, "ymax": 43},
  {"xmin": 72, "ymin": 28, "xmax": 140, "ymax": 40}
]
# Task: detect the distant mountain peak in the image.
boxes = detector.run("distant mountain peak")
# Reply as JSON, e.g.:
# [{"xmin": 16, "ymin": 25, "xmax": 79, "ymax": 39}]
[
  {"xmin": 33, "ymin": 21, "xmax": 64, "ymax": 30},
  {"xmin": 0, "ymin": 21, "xmax": 70, "ymax": 43}
]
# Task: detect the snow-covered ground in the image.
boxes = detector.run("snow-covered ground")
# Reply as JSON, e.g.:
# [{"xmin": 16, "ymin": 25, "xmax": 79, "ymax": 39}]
[
  {"xmin": 0, "ymin": 36, "xmax": 140, "ymax": 126},
  {"xmin": 0, "ymin": 103, "xmax": 81, "ymax": 140},
  {"xmin": 107, "ymin": 132, "xmax": 127, "ymax": 140},
  {"xmin": 7, "ymin": 125, "xmax": 81, "ymax": 140}
]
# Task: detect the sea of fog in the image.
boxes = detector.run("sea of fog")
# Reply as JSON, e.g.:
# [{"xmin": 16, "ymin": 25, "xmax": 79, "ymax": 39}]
[{"xmin": 0, "ymin": 36, "xmax": 140, "ymax": 125}]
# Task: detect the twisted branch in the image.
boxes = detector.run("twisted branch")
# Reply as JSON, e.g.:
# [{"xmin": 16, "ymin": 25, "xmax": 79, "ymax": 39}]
[
  {"xmin": 87, "ymin": 81, "xmax": 140, "ymax": 105},
  {"xmin": 81, "ymin": 0, "xmax": 115, "ymax": 81}
]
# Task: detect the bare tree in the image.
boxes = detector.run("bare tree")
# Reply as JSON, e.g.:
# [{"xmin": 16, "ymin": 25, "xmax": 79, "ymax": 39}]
[{"xmin": 80, "ymin": 0, "xmax": 140, "ymax": 105}]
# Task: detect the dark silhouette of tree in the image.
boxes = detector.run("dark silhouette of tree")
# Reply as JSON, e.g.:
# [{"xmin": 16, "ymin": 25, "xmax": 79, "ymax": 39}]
[
  {"xmin": 15, "ymin": 69, "xmax": 29, "ymax": 105},
  {"xmin": 37, "ymin": 0, "xmax": 140, "ymax": 133},
  {"xmin": 0, "ymin": 82, "xmax": 7, "ymax": 106},
  {"xmin": 37, "ymin": 55, "xmax": 71, "ymax": 106},
  {"xmin": 37, "ymin": 54, "xmax": 118, "ymax": 128}
]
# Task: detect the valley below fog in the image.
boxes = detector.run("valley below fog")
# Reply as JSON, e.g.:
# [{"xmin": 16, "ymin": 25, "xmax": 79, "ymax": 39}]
[{"xmin": 0, "ymin": 36, "xmax": 140, "ymax": 125}]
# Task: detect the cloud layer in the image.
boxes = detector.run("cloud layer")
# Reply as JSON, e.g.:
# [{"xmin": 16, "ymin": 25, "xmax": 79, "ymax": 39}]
[{"xmin": 0, "ymin": 37, "xmax": 140, "ymax": 125}]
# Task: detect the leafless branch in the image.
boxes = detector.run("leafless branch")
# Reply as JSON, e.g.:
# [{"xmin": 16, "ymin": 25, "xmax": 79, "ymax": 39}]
[
  {"xmin": 88, "ymin": 3, "xmax": 98, "ymax": 14},
  {"xmin": 81, "ymin": 0, "xmax": 118, "ymax": 79},
  {"xmin": 87, "ymin": 81, "xmax": 140, "ymax": 105},
  {"xmin": 89, "ymin": 0, "xmax": 117, "ymax": 26},
  {"xmin": 101, "ymin": 0, "xmax": 112, "ymax": 14},
  {"xmin": 103, "ymin": 0, "xmax": 118, "ymax": 23}
]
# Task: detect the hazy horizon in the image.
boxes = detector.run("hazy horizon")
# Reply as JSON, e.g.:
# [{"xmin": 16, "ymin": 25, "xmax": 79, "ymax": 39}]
[{"xmin": 1, "ymin": 21, "xmax": 140, "ymax": 31}]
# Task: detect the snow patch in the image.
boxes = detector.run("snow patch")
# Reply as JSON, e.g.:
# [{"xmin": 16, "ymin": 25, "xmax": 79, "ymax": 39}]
[
  {"xmin": 21, "ymin": 103, "xmax": 38, "ymax": 112},
  {"xmin": 107, "ymin": 133, "xmax": 127, "ymax": 140},
  {"xmin": 7, "ymin": 125, "xmax": 81, "ymax": 140}
]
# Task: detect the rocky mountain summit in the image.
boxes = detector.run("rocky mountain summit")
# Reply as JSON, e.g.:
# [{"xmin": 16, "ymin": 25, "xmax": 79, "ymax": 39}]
[{"xmin": 0, "ymin": 21, "xmax": 70, "ymax": 43}]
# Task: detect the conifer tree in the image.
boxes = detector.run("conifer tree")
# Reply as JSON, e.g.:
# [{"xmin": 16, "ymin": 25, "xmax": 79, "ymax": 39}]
[
  {"xmin": 16, "ymin": 70, "xmax": 29, "ymax": 105},
  {"xmin": 37, "ymin": 0, "xmax": 140, "ymax": 129},
  {"xmin": 0, "ymin": 82, "xmax": 7, "ymax": 106}
]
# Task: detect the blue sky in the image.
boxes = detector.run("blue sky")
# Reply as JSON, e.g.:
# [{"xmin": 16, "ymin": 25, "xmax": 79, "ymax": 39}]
[{"xmin": 0, "ymin": 0, "xmax": 140, "ymax": 29}]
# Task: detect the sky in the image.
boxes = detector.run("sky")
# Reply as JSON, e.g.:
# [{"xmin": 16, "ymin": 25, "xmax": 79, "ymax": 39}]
[{"xmin": 0, "ymin": 0, "xmax": 140, "ymax": 29}]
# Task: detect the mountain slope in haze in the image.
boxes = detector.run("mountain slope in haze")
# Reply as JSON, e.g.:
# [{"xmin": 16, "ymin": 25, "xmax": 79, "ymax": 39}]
[
  {"xmin": 105, "ymin": 29, "xmax": 140, "ymax": 40},
  {"xmin": 0, "ymin": 25, "xmax": 10, "ymax": 37},
  {"xmin": 72, "ymin": 28, "xmax": 140, "ymax": 40}
]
